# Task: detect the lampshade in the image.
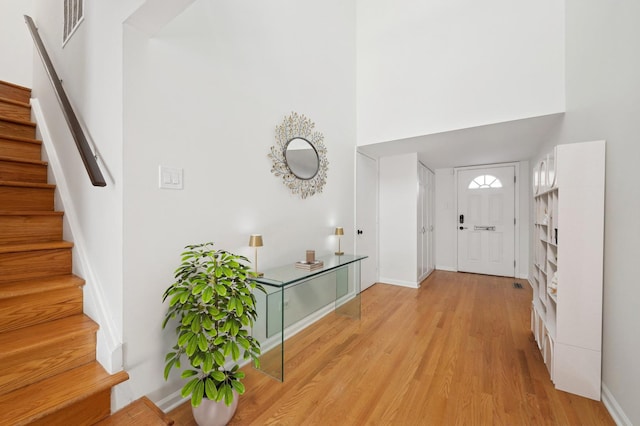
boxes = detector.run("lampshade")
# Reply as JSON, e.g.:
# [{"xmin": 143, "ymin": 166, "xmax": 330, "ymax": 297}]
[
  {"xmin": 249, "ymin": 234, "xmax": 263, "ymax": 247},
  {"xmin": 334, "ymin": 227, "xmax": 344, "ymax": 236}
]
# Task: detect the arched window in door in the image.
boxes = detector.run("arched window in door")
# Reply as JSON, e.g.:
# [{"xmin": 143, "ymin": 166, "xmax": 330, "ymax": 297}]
[{"xmin": 468, "ymin": 174, "xmax": 503, "ymax": 189}]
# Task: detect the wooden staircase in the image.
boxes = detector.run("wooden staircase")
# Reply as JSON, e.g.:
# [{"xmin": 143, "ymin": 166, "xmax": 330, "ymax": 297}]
[{"xmin": 0, "ymin": 80, "xmax": 129, "ymax": 425}]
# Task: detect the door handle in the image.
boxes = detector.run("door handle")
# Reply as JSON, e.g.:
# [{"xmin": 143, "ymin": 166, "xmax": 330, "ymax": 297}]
[
  {"xmin": 459, "ymin": 226, "xmax": 467, "ymax": 230},
  {"xmin": 357, "ymin": 229, "xmax": 363, "ymax": 235}
]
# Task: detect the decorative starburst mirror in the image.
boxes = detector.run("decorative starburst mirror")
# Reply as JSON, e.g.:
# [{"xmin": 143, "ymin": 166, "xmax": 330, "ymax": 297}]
[{"xmin": 269, "ymin": 112, "xmax": 328, "ymax": 199}]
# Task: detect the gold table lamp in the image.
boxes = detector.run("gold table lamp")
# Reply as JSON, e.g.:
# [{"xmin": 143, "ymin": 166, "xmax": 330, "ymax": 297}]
[
  {"xmin": 249, "ymin": 234, "xmax": 264, "ymax": 277},
  {"xmin": 334, "ymin": 227, "xmax": 344, "ymax": 255}
]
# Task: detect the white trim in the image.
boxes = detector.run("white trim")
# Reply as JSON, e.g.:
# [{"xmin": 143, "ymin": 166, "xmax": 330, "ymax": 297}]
[
  {"xmin": 454, "ymin": 162, "xmax": 520, "ymax": 278},
  {"xmin": 378, "ymin": 277, "xmax": 420, "ymax": 289},
  {"xmin": 31, "ymin": 99, "xmax": 123, "ymax": 374},
  {"xmin": 602, "ymin": 384, "xmax": 632, "ymax": 426},
  {"xmin": 436, "ymin": 265, "xmax": 457, "ymax": 272}
]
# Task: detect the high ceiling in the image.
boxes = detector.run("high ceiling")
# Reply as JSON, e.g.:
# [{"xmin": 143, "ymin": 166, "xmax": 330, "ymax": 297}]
[{"xmin": 358, "ymin": 113, "xmax": 564, "ymax": 170}]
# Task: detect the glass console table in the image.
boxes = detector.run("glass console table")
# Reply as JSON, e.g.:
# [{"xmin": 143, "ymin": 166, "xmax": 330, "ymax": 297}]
[{"xmin": 251, "ymin": 254, "xmax": 367, "ymax": 381}]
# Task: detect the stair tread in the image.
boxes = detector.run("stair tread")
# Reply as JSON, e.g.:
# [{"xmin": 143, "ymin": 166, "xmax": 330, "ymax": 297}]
[
  {"xmin": 0, "ymin": 274, "xmax": 84, "ymax": 299},
  {"xmin": 0, "ymin": 361, "xmax": 129, "ymax": 425},
  {"xmin": 0, "ymin": 155, "xmax": 47, "ymax": 166},
  {"xmin": 0, "ymin": 96, "xmax": 30, "ymax": 109},
  {"xmin": 0, "ymin": 116, "xmax": 36, "ymax": 127},
  {"xmin": 0, "ymin": 241, "xmax": 74, "ymax": 254},
  {"xmin": 0, "ymin": 314, "xmax": 98, "ymax": 358},
  {"xmin": 0, "ymin": 81, "xmax": 31, "ymax": 93},
  {"xmin": 0, "ymin": 134, "xmax": 41, "ymax": 145},
  {"xmin": 0, "ymin": 210, "xmax": 63, "ymax": 216},
  {"xmin": 0, "ymin": 180, "xmax": 54, "ymax": 189}
]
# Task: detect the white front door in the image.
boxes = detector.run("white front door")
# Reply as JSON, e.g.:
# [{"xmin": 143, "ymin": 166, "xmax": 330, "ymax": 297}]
[
  {"xmin": 356, "ymin": 153, "xmax": 378, "ymax": 291},
  {"xmin": 456, "ymin": 166, "xmax": 515, "ymax": 277}
]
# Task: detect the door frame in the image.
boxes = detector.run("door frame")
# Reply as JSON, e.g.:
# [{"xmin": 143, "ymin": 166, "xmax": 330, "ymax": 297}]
[
  {"xmin": 453, "ymin": 162, "xmax": 520, "ymax": 277},
  {"xmin": 355, "ymin": 151, "xmax": 379, "ymax": 290}
]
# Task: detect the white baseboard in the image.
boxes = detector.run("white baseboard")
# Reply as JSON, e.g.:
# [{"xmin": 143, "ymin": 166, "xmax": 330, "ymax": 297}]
[
  {"xmin": 378, "ymin": 277, "xmax": 419, "ymax": 289},
  {"xmin": 31, "ymin": 99, "xmax": 123, "ymax": 374},
  {"xmin": 602, "ymin": 383, "xmax": 632, "ymax": 426},
  {"xmin": 435, "ymin": 265, "xmax": 457, "ymax": 272}
]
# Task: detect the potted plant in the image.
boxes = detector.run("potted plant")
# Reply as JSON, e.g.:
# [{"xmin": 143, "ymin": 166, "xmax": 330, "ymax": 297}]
[{"xmin": 162, "ymin": 242, "xmax": 265, "ymax": 425}]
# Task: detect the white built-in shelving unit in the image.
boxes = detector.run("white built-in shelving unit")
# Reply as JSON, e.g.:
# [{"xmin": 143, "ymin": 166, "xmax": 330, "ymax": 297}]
[{"xmin": 530, "ymin": 140, "xmax": 605, "ymax": 400}]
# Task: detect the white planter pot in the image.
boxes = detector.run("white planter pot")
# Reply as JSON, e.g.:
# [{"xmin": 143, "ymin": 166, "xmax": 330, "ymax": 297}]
[{"xmin": 192, "ymin": 395, "xmax": 239, "ymax": 426}]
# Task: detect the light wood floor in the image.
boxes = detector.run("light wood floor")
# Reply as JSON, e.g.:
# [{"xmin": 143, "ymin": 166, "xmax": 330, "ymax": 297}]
[{"xmin": 169, "ymin": 271, "xmax": 613, "ymax": 425}]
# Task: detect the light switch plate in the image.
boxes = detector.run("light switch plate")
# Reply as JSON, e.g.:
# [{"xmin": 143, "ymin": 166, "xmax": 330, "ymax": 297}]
[{"xmin": 159, "ymin": 165, "xmax": 183, "ymax": 189}]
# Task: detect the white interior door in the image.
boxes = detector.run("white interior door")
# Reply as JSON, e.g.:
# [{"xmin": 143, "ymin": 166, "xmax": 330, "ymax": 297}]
[
  {"xmin": 457, "ymin": 166, "xmax": 515, "ymax": 277},
  {"xmin": 356, "ymin": 153, "xmax": 378, "ymax": 291}
]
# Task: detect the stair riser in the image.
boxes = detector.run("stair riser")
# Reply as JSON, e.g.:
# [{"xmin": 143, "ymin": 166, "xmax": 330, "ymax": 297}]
[
  {"xmin": 29, "ymin": 389, "xmax": 112, "ymax": 426},
  {"xmin": 0, "ymin": 249, "xmax": 71, "ymax": 283},
  {"xmin": 0, "ymin": 331, "xmax": 96, "ymax": 395},
  {"xmin": 0, "ymin": 138, "xmax": 41, "ymax": 161},
  {"xmin": 0, "ymin": 160, "xmax": 48, "ymax": 183},
  {"xmin": 0, "ymin": 214, "xmax": 63, "ymax": 244},
  {"xmin": 0, "ymin": 118, "xmax": 35, "ymax": 139},
  {"xmin": 0, "ymin": 100, "xmax": 31, "ymax": 121},
  {"xmin": 0, "ymin": 83, "xmax": 30, "ymax": 104},
  {"xmin": 0, "ymin": 186, "xmax": 54, "ymax": 211},
  {"xmin": 0, "ymin": 287, "xmax": 83, "ymax": 333}
]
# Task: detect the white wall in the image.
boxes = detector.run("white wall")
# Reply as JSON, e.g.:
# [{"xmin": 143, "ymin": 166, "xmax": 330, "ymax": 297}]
[
  {"xmin": 378, "ymin": 153, "xmax": 419, "ymax": 287},
  {"xmin": 0, "ymin": 0, "xmax": 33, "ymax": 87},
  {"xmin": 356, "ymin": 0, "xmax": 565, "ymax": 145},
  {"xmin": 434, "ymin": 162, "xmax": 529, "ymax": 278},
  {"xmin": 434, "ymin": 168, "xmax": 456, "ymax": 271},
  {"xmin": 30, "ymin": 0, "xmax": 144, "ymax": 374},
  {"xmin": 122, "ymin": 0, "xmax": 356, "ymax": 406},
  {"xmin": 537, "ymin": 1, "xmax": 640, "ymax": 423}
]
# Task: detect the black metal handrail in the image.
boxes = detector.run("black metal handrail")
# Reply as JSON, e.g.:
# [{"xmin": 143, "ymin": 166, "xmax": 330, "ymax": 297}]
[{"xmin": 24, "ymin": 15, "xmax": 106, "ymax": 187}]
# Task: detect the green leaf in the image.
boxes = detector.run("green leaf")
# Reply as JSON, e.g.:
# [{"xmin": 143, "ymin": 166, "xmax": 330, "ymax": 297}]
[
  {"xmin": 223, "ymin": 341, "xmax": 232, "ymax": 357},
  {"xmin": 231, "ymin": 380, "xmax": 245, "ymax": 395},
  {"xmin": 231, "ymin": 342, "xmax": 240, "ymax": 361},
  {"xmin": 191, "ymin": 315, "xmax": 201, "ymax": 333},
  {"xmin": 178, "ymin": 331, "xmax": 194, "ymax": 347},
  {"xmin": 227, "ymin": 297, "xmax": 236, "ymax": 312},
  {"xmin": 211, "ymin": 370, "xmax": 225, "ymax": 382},
  {"xmin": 191, "ymin": 380, "xmax": 205, "ymax": 407},
  {"xmin": 230, "ymin": 321, "xmax": 239, "ymax": 337},
  {"xmin": 165, "ymin": 352, "xmax": 176, "ymax": 362},
  {"xmin": 181, "ymin": 369, "xmax": 198, "ymax": 379},
  {"xmin": 198, "ymin": 333, "xmax": 208, "ymax": 351},
  {"xmin": 213, "ymin": 350, "xmax": 225, "ymax": 366},
  {"xmin": 181, "ymin": 377, "xmax": 199, "ymax": 398},
  {"xmin": 202, "ymin": 316, "xmax": 214, "ymax": 330},
  {"xmin": 203, "ymin": 353, "xmax": 214, "ymax": 373},
  {"xmin": 235, "ymin": 301, "xmax": 244, "ymax": 317},
  {"xmin": 215, "ymin": 284, "xmax": 227, "ymax": 296},
  {"xmin": 202, "ymin": 286, "xmax": 214, "ymax": 303},
  {"xmin": 224, "ymin": 385, "xmax": 233, "ymax": 406},
  {"xmin": 205, "ymin": 377, "xmax": 218, "ymax": 400},
  {"xmin": 186, "ymin": 335, "xmax": 198, "ymax": 356},
  {"xmin": 163, "ymin": 359, "xmax": 175, "ymax": 380},
  {"xmin": 169, "ymin": 292, "xmax": 183, "ymax": 307},
  {"xmin": 237, "ymin": 336, "xmax": 250, "ymax": 350}
]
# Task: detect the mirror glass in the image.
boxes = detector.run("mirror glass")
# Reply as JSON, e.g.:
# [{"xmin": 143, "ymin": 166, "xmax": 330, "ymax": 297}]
[{"xmin": 285, "ymin": 138, "xmax": 319, "ymax": 179}]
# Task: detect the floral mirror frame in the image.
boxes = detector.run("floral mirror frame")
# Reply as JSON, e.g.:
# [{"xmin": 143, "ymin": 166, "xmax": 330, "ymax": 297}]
[{"xmin": 269, "ymin": 112, "xmax": 328, "ymax": 199}]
